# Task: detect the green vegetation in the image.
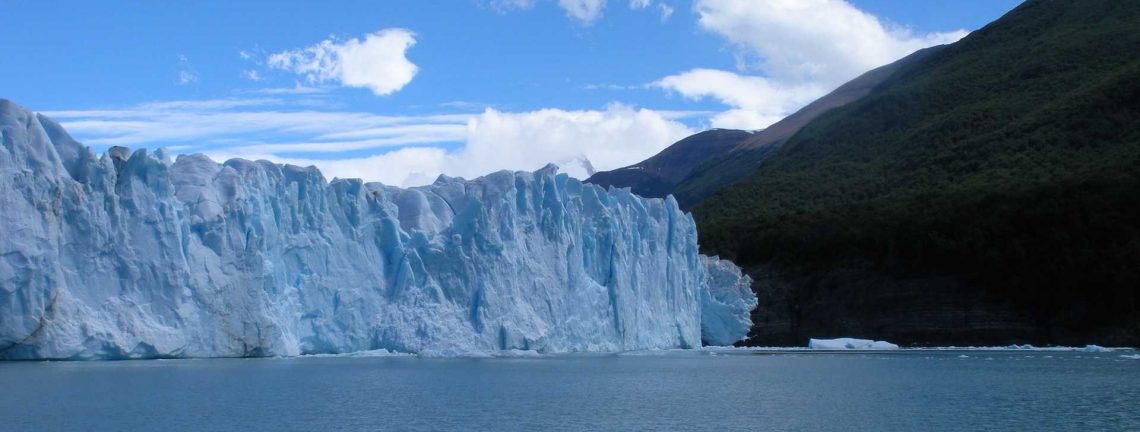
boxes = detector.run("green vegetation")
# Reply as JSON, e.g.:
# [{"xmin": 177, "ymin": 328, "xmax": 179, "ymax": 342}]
[
  {"xmin": 694, "ymin": 0, "xmax": 1140, "ymax": 341},
  {"xmin": 673, "ymin": 144, "xmax": 774, "ymax": 208}
]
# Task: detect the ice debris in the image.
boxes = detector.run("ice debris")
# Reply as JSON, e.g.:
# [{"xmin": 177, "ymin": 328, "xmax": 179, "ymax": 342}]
[{"xmin": 808, "ymin": 338, "xmax": 899, "ymax": 350}]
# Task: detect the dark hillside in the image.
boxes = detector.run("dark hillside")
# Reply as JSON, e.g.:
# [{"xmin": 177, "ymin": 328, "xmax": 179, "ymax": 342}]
[
  {"xmin": 694, "ymin": 0, "xmax": 1140, "ymax": 346},
  {"xmin": 672, "ymin": 46, "xmax": 945, "ymax": 207}
]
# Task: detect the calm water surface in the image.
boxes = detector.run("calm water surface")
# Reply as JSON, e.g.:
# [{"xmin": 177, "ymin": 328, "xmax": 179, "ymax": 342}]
[{"xmin": 2, "ymin": 350, "xmax": 1138, "ymax": 431}]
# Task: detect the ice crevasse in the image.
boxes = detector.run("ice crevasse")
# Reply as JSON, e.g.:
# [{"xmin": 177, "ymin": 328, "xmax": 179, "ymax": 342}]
[{"xmin": 0, "ymin": 100, "xmax": 756, "ymax": 360}]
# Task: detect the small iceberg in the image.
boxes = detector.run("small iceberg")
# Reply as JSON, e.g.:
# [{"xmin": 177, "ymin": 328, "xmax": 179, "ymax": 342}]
[
  {"xmin": 808, "ymin": 338, "xmax": 899, "ymax": 350},
  {"xmin": 1005, "ymin": 344, "xmax": 1035, "ymax": 350}
]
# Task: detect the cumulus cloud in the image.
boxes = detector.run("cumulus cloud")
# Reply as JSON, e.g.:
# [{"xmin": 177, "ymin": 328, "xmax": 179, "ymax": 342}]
[
  {"xmin": 47, "ymin": 99, "xmax": 695, "ymax": 187},
  {"xmin": 267, "ymin": 28, "xmax": 418, "ymax": 96},
  {"xmin": 655, "ymin": 0, "xmax": 968, "ymax": 129},
  {"xmin": 695, "ymin": 0, "xmax": 966, "ymax": 84},
  {"xmin": 453, "ymin": 104, "xmax": 692, "ymax": 180}
]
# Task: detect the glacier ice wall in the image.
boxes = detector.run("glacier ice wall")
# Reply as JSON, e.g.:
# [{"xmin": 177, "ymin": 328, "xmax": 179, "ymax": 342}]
[
  {"xmin": 0, "ymin": 100, "xmax": 756, "ymax": 360},
  {"xmin": 699, "ymin": 255, "xmax": 756, "ymax": 346}
]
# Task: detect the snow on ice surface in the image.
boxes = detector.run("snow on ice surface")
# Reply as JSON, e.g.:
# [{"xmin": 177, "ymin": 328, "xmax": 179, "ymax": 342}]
[
  {"xmin": 0, "ymin": 100, "xmax": 755, "ymax": 360},
  {"xmin": 809, "ymin": 338, "xmax": 899, "ymax": 350}
]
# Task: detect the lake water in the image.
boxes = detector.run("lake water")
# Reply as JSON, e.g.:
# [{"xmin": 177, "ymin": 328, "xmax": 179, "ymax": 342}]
[{"xmin": 2, "ymin": 350, "xmax": 1138, "ymax": 431}]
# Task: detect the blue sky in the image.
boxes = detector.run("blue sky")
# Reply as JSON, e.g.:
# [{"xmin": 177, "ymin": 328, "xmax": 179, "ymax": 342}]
[{"xmin": 0, "ymin": 0, "xmax": 1021, "ymax": 185}]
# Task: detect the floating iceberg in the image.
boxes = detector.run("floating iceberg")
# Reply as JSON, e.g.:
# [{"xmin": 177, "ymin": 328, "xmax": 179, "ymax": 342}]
[
  {"xmin": 0, "ymin": 100, "xmax": 755, "ymax": 360},
  {"xmin": 808, "ymin": 338, "xmax": 899, "ymax": 350}
]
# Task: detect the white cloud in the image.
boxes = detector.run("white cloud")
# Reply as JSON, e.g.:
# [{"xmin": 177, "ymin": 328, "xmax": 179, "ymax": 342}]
[
  {"xmin": 654, "ymin": 68, "xmax": 823, "ymax": 129},
  {"xmin": 178, "ymin": 71, "xmax": 198, "ymax": 85},
  {"xmin": 705, "ymin": 109, "xmax": 785, "ymax": 131},
  {"xmin": 240, "ymin": 104, "xmax": 692, "ymax": 186},
  {"xmin": 654, "ymin": 0, "xmax": 968, "ymax": 129},
  {"xmin": 253, "ymin": 84, "xmax": 327, "ymax": 95},
  {"xmin": 46, "ymin": 99, "xmax": 696, "ymax": 187},
  {"xmin": 487, "ymin": 0, "xmax": 536, "ymax": 11},
  {"xmin": 629, "ymin": 0, "xmax": 671, "ymax": 21},
  {"xmin": 494, "ymin": 0, "xmax": 666, "ymax": 25},
  {"xmin": 176, "ymin": 55, "xmax": 198, "ymax": 85},
  {"xmin": 454, "ymin": 104, "xmax": 692, "ymax": 180},
  {"xmin": 267, "ymin": 28, "xmax": 418, "ymax": 96},
  {"xmin": 656, "ymin": 69, "xmax": 822, "ymax": 116},
  {"xmin": 44, "ymin": 98, "xmax": 465, "ymax": 148},
  {"xmin": 241, "ymin": 70, "xmax": 262, "ymax": 81},
  {"xmin": 204, "ymin": 147, "xmax": 451, "ymax": 187},
  {"xmin": 558, "ymin": 0, "xmax": 606, "ymax": 24},
  {"xmin": 695, "ymin": 0, "xmax": 966, "ymax": 84}
]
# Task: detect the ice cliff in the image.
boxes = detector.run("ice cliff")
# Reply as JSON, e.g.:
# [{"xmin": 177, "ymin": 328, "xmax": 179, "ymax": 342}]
[{"xmin": 0, "ymin": 100, "xmax": 755, "ymax": 360}]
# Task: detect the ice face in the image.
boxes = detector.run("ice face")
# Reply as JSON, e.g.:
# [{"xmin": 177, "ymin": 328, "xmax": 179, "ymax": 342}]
[
  {"xmin": 0, "ymin": 100, "xmax": 756, "ymax": 360},
  {"xmin": 699, "ymin": 255, "xmax": 756, "ymax": 346}
]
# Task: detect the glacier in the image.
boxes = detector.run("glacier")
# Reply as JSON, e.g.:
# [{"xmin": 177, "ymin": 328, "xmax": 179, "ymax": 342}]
[{"xmin": 0, "ymin": 99, "xmax": 755, "ymax": 360}]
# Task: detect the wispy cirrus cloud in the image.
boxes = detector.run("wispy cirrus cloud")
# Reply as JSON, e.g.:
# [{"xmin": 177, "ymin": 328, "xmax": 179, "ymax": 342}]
[
  {"xmin": 486, "ymin": 0, "xmax": 671, "ymax": 25},
  {"xmin": 45, "ymin": 98, "xmax": 466, "ymax": 149}
]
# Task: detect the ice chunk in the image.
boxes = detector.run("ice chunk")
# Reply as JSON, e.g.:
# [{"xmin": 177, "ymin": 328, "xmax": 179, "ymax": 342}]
[
  {"xmin": 809, "ymin": 338, "xmax": 899, "ymax": 350},
  {"xmin": 699, "ymin": 255, "xmax": 756, "ymax": 346}
]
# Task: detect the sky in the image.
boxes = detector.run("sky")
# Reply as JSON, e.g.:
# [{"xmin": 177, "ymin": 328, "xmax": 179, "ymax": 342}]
[{"xmin": 0, "ymin": 0, "xmax": 1022, "ymax": 186}]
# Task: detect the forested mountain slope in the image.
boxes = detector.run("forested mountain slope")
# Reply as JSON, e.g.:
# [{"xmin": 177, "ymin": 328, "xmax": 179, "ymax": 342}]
[
  {"xmin": 672, "ymin": 46, "xmax": 944, "ymax": 207},
  {"xmin": 695, "ymin": 0, "xmax": 1140, "ymax": 346}
]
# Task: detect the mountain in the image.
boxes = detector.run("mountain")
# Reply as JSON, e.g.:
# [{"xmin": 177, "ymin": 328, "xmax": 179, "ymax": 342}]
[
  {"xmin": 695, "ymin": 0, "xmax": 1140, "ymax": 346},
  {"xmin": 585, "ymin": 129, "xmax": 753, "ymax": 199},
  {"xmin": 586, "ymin": 46, "xmax": 944, "ymax": 208},
  {"xmin": 672, "ymin": 46, "xmax": 945, "ymax": 207},
  {"xmin": 0, "ymin": 100, "xmax": 755, "ymax": 360}
]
